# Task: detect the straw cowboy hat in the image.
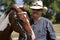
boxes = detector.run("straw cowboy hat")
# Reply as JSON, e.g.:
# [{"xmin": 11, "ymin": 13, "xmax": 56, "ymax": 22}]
[{"xmin": 30, "ymin": 0, "xmax": 48, "ymax": 13}]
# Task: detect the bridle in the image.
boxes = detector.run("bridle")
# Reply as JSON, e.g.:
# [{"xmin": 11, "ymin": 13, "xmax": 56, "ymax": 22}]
[
  {"xmin": 6, "ymin": 7, "xmax": 32, "ymax": 40},
  {"xmin": 13, "ymin": 11, "xmax": 31, "ymax": 40}
]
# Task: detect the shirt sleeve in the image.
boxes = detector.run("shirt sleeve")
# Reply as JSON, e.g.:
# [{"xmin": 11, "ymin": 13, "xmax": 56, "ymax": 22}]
[{"xmin": 46, "ymin": 21, "xmax": 56, "ymax": 40}]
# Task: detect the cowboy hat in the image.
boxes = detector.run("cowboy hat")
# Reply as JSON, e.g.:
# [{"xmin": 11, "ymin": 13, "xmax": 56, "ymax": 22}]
[{"xmin": 30, "ymin": 0, "xmax": 48, "ymax": 13}]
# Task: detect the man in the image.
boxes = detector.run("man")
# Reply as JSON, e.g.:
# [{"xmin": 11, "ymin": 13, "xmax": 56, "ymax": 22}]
[{"xmin": 30, "ymin": 0, "xmax": 56, "ymax": 40}]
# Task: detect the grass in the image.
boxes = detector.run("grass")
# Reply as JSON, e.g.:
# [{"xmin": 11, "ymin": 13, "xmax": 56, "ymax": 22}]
[
  {"xmin": 11, "ymin": 24, "xmax": 60, "ymax": 40},
  {"xmin": 53, "ymin": 24, "xmax": 60, "ymax": 36},
  {"xmin": 53, "ymin": 24, "xmax": 60, "ymax": 40}
]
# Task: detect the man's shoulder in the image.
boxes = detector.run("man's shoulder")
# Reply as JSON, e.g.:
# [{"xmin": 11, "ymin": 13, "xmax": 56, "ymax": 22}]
[
  {"xmin": 41, "ymin": 17, "xmax": 52, "ymax": 27},
  {"xmin": 41, "ymin": 17, "xmax": 51, "ymax": 23}
]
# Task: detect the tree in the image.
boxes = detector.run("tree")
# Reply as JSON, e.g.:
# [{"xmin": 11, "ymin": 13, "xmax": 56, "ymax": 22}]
[
  {"xmin": 50, "ymin": 0, "xmax": 60, "ymax": 12},
  {"xmin": 42, "ymin": 0, "xmax": 54, "ymax": 7},
  {"xmin": 23, "ymin": 0, "xmax": 35, "ymax": 5}
]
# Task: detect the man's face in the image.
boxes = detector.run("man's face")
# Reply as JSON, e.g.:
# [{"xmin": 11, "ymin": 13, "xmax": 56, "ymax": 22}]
[{"xmin": 31, "ymin": 9, "xmax": 43, "ymax": 17}]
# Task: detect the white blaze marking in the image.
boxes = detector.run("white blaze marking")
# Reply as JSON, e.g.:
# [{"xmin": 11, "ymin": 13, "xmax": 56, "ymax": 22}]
[{"xmin": 0, "ymin": 15, "xmax": 9, "ymax": 31}]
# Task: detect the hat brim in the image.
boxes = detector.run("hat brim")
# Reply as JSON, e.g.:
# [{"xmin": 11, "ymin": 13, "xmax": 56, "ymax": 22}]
[{"xmin": 30, "ymin": 6, "xmax": 48, "ymax": 13}]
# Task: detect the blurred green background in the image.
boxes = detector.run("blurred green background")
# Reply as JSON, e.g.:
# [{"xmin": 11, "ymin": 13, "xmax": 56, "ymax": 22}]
[{"xmin": 0, "ymin": 0, "xmax": 60, "ymax": 23}]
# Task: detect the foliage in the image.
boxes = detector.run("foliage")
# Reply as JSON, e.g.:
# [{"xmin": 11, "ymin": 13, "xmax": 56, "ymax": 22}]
[
  {"xmin": 23, "ymin": 0, "xmax": 34, "ymax": 5},
  {"xmin": 55, "ymin": 12, "xmax": 60, "ymax": 23},
  {"xmin": 43, "ymin": 0, "xmax": 54, "ymax": 7},
  {"xmin": 42, "ymin": 0, "xmax": 60, "ymax": 23},
  {"xmin": 0, "ymin": 0, "xmax": 60, "ymax": 23},
  {"xmin": 50, "ymin": 0, "xmax": 60, "ymax": 12}
]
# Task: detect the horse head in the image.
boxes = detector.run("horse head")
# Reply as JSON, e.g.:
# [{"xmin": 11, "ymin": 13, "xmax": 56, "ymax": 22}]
[{"xmin": 8, "ymin": 7, "xmax": 32, "ymax": 40}]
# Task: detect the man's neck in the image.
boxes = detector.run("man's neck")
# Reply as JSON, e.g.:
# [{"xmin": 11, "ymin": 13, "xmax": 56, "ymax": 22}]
[{"xmin": 33, "ymin": 16, "xmax": 41, "ymax": 24}]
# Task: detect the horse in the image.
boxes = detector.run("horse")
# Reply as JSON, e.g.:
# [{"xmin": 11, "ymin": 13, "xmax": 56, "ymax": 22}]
[{"xmin": 0, "ymin": 5, "xmax": 34, "ymax": 40}]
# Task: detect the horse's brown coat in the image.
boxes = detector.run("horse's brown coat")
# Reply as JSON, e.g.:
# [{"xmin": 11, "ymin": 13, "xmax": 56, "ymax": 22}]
[{"xmin": 0, "ymin": 10, "xmax": 23, "ymax": 40}]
